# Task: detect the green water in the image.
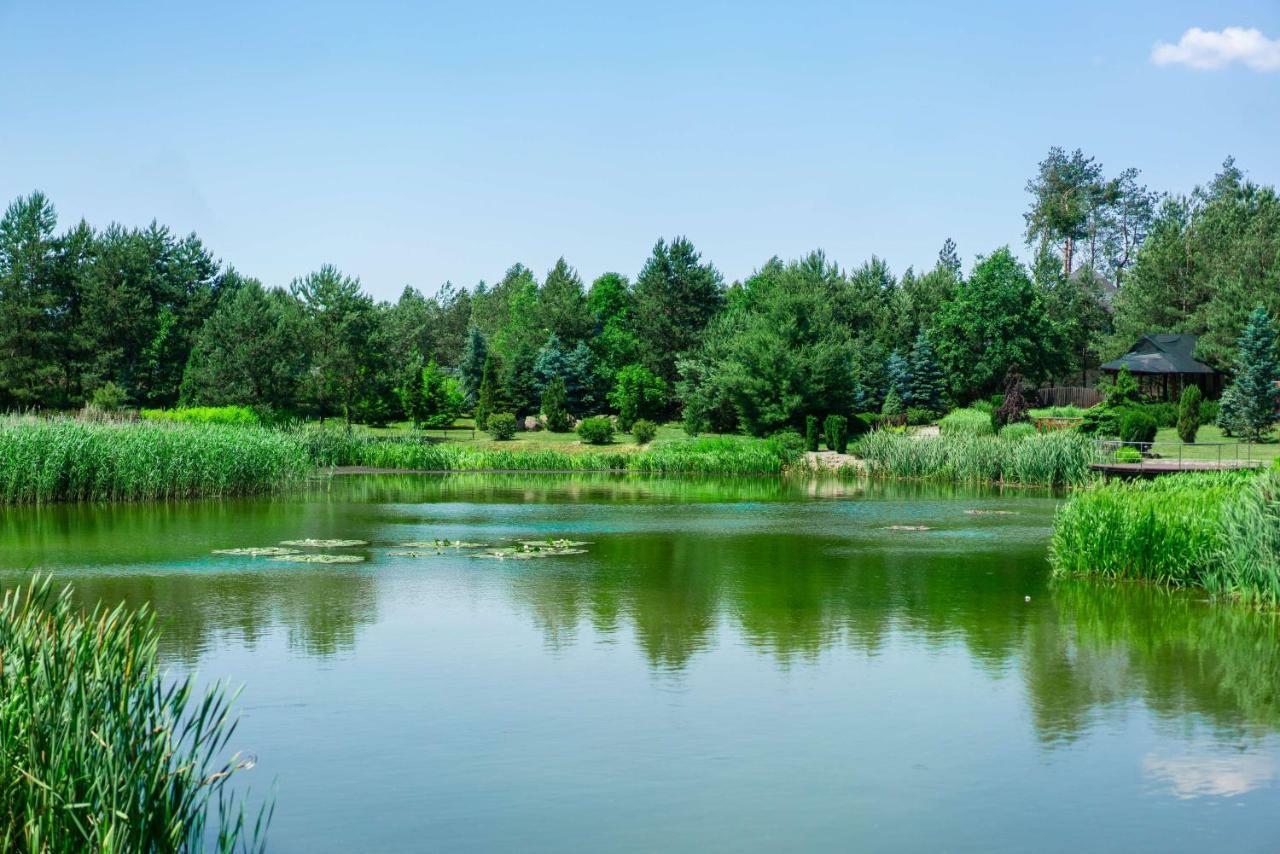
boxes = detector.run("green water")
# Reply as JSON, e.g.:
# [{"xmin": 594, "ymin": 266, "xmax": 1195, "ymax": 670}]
[{"xmin": 3, "ymin": 474, "xmax": 1279, "ymax": 852}]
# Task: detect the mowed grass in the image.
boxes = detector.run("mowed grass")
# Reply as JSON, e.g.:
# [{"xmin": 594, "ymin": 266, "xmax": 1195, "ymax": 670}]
[
  {"xmin": 0, "ymin": 416, "xmax": 311, "ymax": 503},
  {"xmin": 1152, "ymin": 424, "xmax": 1280, "ymax": 464},
  {"xmin": 0, "ymin": 577, "xmax": 267, "ymax": 851}
]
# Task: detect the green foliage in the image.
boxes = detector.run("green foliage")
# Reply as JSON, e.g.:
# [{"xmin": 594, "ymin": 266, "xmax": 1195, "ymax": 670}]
[
  {"xmin": 1215, "ymin": 469, "xmax": 1280, "ymax": 607},
  {"xmin": 906, "ymin": 407, "xmax": 936, "ymax": 426},
  {"xmin": 486, "ymin": 412, "xmax": 518, "ymax": 440},
  {"xmin": 474, "ymin": 353, "xmax": 505, "ymax": 430},
  {"xmin": 880, "ymin": 388, "xmax": 903, "ymax": 419},
  {"xmin": 0, "ymin": 416, "xmax": 309, "ymax": 503},
  {"xmin": 403, "ymin": 360, "xmax": 463, "ymax": 429},
  {"xmin": 934, "ymin": 248, "xmax": 1062, "ymax": 399},
  {"xmin": 290, "ymin": 265, "xmax": 384, "ymax": 423},
  {"xmin": 141, "ymin": 405, "xmax": 261, "ymax": 426},
  {"xmin": 938, "ymin": 407, "xmax": 995, "ymax": 437},
  {"xmin": 885, "ymin": 350, "xmax": 910, "ymax": 404},
  {"xmin": 1113, "ymin": 446, "xmax": 1142, "ymax": 463},
  {"xmin": 608, "ymin": 364, "xmax": 667, "ymax": 432},
  {"xmin": 1217, "ymin": 306, "xmax": 1280, "ymax": 440},
  {"xmin": 632, "ymin": 237, "xmax": 724, "ymax": 388},
  {"xmin": 855, "ymin": 429, "xmax": 1093, "ymax": 486},
  {"xmin": 0, "ymin": 577, "xmax": 268, "ymax": 851},
  {"xmin": 459, "ymin": 325, "xmax": 487, "ymax": 406},
  {"xmin": 907, "ymin": 329, "xmax": 947, "ymax": 414},
  {"xmin": 541, "ymin": 375, "xmax": 573, "ymax": 432},
  {"xmin": 804, "ymin": 415, "xmax": 820, "ymax": 452},
  {"xmin": 1000, "ymin": 422, "xmax": 1037, "ymax": 441},
  {"xmin": 88, "ymin": 381, "xmax": 128, "ymax": 411},
  {"xmin": 1102, "ymin": 365, "xmax": 1142, "ymax": 407},
  {"xmin": 576, "ymin": 416, "xmax": 615, "ymax": 445},
  {"xmin": 1177, "ymin": 385, "xmax": 1203, "ymax": 443},
  {"xmin": 630, "ymin": 418, "xmax": 658, "ymax": 445},
  {"xmin": 822, "ymin": 414, "xmax": 848, "ymax": 454},
  {"xmin": 1118, "ymin": 408, "xmax": 1158, "ymax": 448}
]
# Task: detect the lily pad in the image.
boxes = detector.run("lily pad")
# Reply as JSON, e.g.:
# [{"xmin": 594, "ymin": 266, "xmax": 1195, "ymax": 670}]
[
  {"xmin": 883, "ymin": 525, "xmax": 931, "ymax": 532},
  {"xmin": 472, "ymin": 545, "xmax": 589, "ymax": 560},
  {"xmin": 212, "ymin": 547, "xmax": 301, "ymax": 557},
  {"xmin": 518, "ymin": 539, "xmax": 589, "ymax": 549},
  {"xmin": 279, "ymin": 539, "xmax": 369, "ymax": 548},
  {"xmin": 964, "ymin": 510, "xmax": 1016, "ymax": 516},
  {"xmin": 271, "ymin": 553, "xmax": 366, "ymax": 564},
  {"xmin": 399, "ymin": 540, "xmax": 488, "ymax": 549},
  {"xmin": 387, "ymin": 550, "xmax": 444, "ymax": 557}
]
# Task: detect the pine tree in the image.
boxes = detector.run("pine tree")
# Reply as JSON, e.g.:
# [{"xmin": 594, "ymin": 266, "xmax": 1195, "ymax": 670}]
[
  {"xmin": 1218, "ymin": 306, "xmax": 1280, "ymax": 440},
  {"xmin": 475, "ymin": 352, "xmax": 505, "ymax": 430},
  {"xmin": 886, "ymin": 350, "xmax": 911, "ymax": 406},
  {"xmin": 459, "ymin": 325, "xmax": 487, "ymax": 406},
  {"xmin": 541, "ymin": 375, "xmax": 572, "ymax": 432},
  {"xmin": 907, "ymin": 329, "xmax": 947, "ymax": 414}
]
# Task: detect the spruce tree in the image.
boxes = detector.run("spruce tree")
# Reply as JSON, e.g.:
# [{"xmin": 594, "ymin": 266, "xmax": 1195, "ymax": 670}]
[
  {"xmin": 459, "ymin": 325, "xmax": 487, "ymax": 406},
  {"xmin": 475, "ymin": 352, "xmax": 504, "ymax": 430},
  {"xmin": 541, "ymin": 375, "xmax": 572, "ymax": 432},
  {"xmin": 907, "ymin": 330, "xmax": 947, "ymax": 414},
  {"xmin": 1218, "ymin": 306, "xmax": 1280, "ymax": 440},
  {"xmin": 886, "ymin": 350, "xmax": 911, "ymax": 406}
]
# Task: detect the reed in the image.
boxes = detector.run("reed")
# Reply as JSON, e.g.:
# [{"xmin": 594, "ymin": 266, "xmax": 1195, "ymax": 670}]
[
  {"xmin": 938, "ymin": 407, "xmax": 994, "ymax": 437},
  {"xmin": 853, "ymin": 429, "xmax": 1093, "ymax": 486},
  {"xmin": 0, "ymin": 416, "xmax": 310, "ymax": 503},
  {"xmin": 1209, "ymin": 468, "xmax": 1280, "ymax": 607},
  {"xmin": 140, "ymin": 406, "xmax": 262, "ymax": 426},
  {"xmin": 0, "ymin": 577, "xmax": 268, "ymax": 852}
]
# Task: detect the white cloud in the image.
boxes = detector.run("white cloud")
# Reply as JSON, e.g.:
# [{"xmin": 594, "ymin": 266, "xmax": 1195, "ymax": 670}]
[{"xmin": 1151, "ymin": 26, "xmax": 1280, "ymax": 72}]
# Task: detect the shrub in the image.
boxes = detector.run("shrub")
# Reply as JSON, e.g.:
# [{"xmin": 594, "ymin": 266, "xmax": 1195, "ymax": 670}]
[
  {"xmin": 1119, "ymin": 408, "xmax": 1158, "ymax": 450},
  {"xmin": 770, "ymin": 429, "xmax": 806, "ymax": 460},
  {"xmin": 805, "ymin": 415, "xmax": 820, "ymax": 452},
  {"xmin": 939, "ymin": 408, "xmax": 995, "ymax": 437},
  {"xmin": 486, "ymin": 412, "xmax": 518, "ymax": 440},
  {"xmin": 823, "ymin": 414, "xmax": 849, "ymax": 454},
  {"xmin": 993, "ymin": 371, "xmax": 1030, "ymax": 430},
  {"xmin": 0, "ymin": 577, "xmax": 268, "ymax": 850},
  {"xmin": 541, "ymin": 376, "xmax": 573, "ymax": 432},
  {"xmin": 1144, "ymin": 401, "xmax": 1178, "ymax": 428},
  {"xmin": 853, "ymin": 413, "xmax": 878, "ymax": 434},
  {"xmin": 576, "ymin": 416, "xmax": 615, "ymax": 445},
  {"xmin": 141, "ymin": 405, "xmax": 261, "ymax": 427},
  {"xmin": 1079, "ymin": 405, "xmax": 1123, "ymax": 437},
  {"xmin": 630, "ymin": 418, "xmax": 658, "ymax": 445},
  {"xmin": 88, "ymin": 381, "xmax": 128, "ymax": 411},
  {"xmin": 1177, "ymin": 385, "xmax": 1203, "ymax": 444},
  {"xmin": 1199, "ymin": 399, "xmax": 1220, "ymax": 425},
  {"xmin": 1114, "ymin": 446, "xmax": 1142, "ymax": 463},
  {"xmin": 971, "ymin": 399, "xmax": 995, "ymax": 414},
  {"xmin": 881, "ymin": 389, "xmax": 903, "ymax": 419},
  {"xmin": 1000, "ymin": 422, "xmax": 1037, "ymax": 441},
  {"xmin": 608, "ymin": 364, "xmax": 667, "ymax": 432},
  {"xmin": 904, "ymin": 407, "xmax": 933, "ymax": 426}
]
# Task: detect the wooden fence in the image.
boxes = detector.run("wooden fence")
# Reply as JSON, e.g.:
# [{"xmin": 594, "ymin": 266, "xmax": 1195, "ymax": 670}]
[{"xmin": 1036, "ymin": 386, "xmax": 1102, "ymax": 408}]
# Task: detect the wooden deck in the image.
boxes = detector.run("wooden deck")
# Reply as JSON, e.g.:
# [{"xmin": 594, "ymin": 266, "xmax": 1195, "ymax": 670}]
[{"xmin": 1090, "ymin": 459, "xmax": 1264, "ymax": 477}]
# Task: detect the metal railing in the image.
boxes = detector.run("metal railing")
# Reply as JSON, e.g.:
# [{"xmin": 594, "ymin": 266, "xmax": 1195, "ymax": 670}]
[{"xmin": 1092, "ymin": 439, "xmax": 1265, "ymax": 472}]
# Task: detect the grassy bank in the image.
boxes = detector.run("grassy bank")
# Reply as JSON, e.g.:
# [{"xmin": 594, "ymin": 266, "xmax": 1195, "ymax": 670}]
[
  {"xmin": 1050, "ymin": 469, "xmax": 1280, "ymax": 607},
  {"xmin": 0, "ymin": 577, "xmax": 267, "ymax": 851},
  {"xmin": 305, "ymin": 429, "xmax": 801, "ymax": 476},
  {"xmin": 853, "ymin": 429, "xmax": 1093, "ymax": 487},
  {"xmin": 0, "ymin": 416, "xmax": 310, "ymax": 503}
]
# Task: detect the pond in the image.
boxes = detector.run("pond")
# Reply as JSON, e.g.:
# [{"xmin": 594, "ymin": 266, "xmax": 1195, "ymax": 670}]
[{"xmin": 3, "ymin": 474, "xmax": 1279, "ymax": 852}]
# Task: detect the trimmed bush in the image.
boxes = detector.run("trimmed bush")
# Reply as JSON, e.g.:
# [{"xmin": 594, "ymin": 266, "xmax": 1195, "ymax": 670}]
[
  {"xmin": 576, "ymin": 416, "xmax": 615, "ymax": 445},
  {"xmin": 1177, "ymin": 385, "xmax": 1203, "ymax": 444},
  {"xmin": 823, "ymin": 414, "xmax": 849, "ymax": 454},
  {"xmin": 804, "ymin": 415, "xmax": 820, "ymax": 452},
  {"xmin": 1119, "ymin": 408, "xmax": 1158, "ymax": 450},
  {"xmin": 486, "ymin": 412, "xmax": 518, "ymax": 440},
  {"xmin": 631, "ymin": 419, "xmax": 657, "ymax": 445}
]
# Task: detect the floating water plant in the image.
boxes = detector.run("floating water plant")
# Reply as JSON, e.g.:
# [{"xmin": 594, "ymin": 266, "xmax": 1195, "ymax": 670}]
[
  {"xmin": 212, "ymin": 546, "xmax": 302, "ymax": 556},
  {"xmin": 518, "ymin": 539, "xmax": 589, "ymax": 548},
  {"xmin": 279, "ymin": 538, "xmax": 369, "ymax": 548},
  {"xmin": 399, "ymin": 540, "xmax": 488, "ymax": 549},
  {"xmin": 387, "ymin": 550, "xmax": 444, "ymax": 557},
  {"xmin": 964, "ymin": 510, "xmax": 1016, "ymax": 516},
  {"xmin": 884, "ymin": 525, "xmax": 931, "ymax": 531},
  {"xmin": 271, "ymin": 553, "xmax": 366, "ymax": 564},
  {"xmin": 473, "ymin": 541, "xmax": 590, "ymax": 560}
]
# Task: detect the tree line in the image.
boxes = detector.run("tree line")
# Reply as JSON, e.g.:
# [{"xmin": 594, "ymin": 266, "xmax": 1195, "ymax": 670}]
[{"xmin": 0, "ymin": 151, "xmax": 1276, "ymax": 434}]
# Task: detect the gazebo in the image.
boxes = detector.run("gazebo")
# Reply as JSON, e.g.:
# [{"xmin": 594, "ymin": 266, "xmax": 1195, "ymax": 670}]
[{"xmin": 1100, "ymin": 333, "xmax": 1221, "ymax": 401}]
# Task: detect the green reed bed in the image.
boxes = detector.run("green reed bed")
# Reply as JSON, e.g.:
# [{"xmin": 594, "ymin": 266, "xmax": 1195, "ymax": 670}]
[
  {"xmin": 0, "ymin": 416, "xmax": 310, "ymax": 503},
  {"xmin": 0, "ymin": 577, "xmax": 267, "ymax": 852},
  {"xmin": 853, "ymin": 429, "xmax": 1093, "ymax": 487},
  {"xmin": 938, "ymin": 407, "xmax": 995, "ymax": 437},
  {"xmin": 1050, "ymin": 469, "xmax": 1280, "ymax": 607},
  {"xmin": 140, "ymin": 406, "xmax": 262, "ymax": 426},
  {"xmin": 304, "ymin": 429, "xmax": 799, "ymax": 476}
]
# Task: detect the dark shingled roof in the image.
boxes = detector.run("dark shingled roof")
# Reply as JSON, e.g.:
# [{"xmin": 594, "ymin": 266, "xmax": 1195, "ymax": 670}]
[{"xmin": 1101, "ymin": 333, "xmax": 1217, "ymax": 375}]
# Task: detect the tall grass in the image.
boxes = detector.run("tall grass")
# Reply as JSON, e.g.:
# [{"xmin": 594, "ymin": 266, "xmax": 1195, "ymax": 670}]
[
  {"xmin": 853, "ymin": 429, "xmax": 1093, "ymax": 486},
  {"xmin": 302, "ymin": 428, "xmax": 801, "ymax": 475},
  {"xmin": 0, "ymin": 416, "xmax": 310, "ymax": 503},
  {"xmin": 938, "ymin": 407, "xmax": 994, "ymax": 437},
  {"xmin": 1050, "ymin": 469, "xmax": 1280, "ymax": 606},
  {"xmin": 0, "ymin": 577, "xmax": 268, "ymax": 852}
]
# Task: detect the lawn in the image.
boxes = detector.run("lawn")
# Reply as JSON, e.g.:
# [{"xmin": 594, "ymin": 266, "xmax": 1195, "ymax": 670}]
[{"xmin": 1151, "ymin": 424, "xmax": 1280, "ymax": 464}]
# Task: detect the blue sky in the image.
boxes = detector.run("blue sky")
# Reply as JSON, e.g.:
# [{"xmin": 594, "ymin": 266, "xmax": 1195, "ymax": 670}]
[{"xmin": 1, "ymin": 0, "xmax": 1277, "ymax": 299}]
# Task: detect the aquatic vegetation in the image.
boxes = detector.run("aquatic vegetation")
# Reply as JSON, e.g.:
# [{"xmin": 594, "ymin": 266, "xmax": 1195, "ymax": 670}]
[
  {"xmin": 279, "ymin": 538, "xmax": 369, "ymax": 548},
  {"xmin": 271, "ymin": 553, "xmax": 366, "ymax": 564},
  {"xmin": 0, "ymin": 577, "xmax": 268, "ymax": 852},
  {"xmin": 518, "ymin": 539, "xmax": 589, "ymax": 548},
  {"xmin": 1050, "ymin": 470, "xmax": 1280, "ymax": 606},
  {"xmin": 965, "ymin": 509, "xmax": 1015, "ymax": 516},
  {"xmin": 473, "ymin": 540, "xmax": 591, "ymax": 560},
  {"xmin": 938, "ymin": 408, "xmax": 995, "ymax": 437},
  {"xmin": 883, "ymin": 525, "xmax": 931, "ymax": 531},
  {"xmin": 0, "ymin": 415, "xmax": 310, "ymax": 503},
  {"xmin": 140, "ymin": 405, "xmax": 262, "ymax": 426},
  {"xmin": 854, "ymin": 429, "xmax": 1093, "ymax": 487},
  {"xmin": 400, "ymin": 540, "xmax": 488, "ymax": 549},
  {"xmin": 387, "ymin": 550, "xmax": 444, "ymax": 557},
  {"xmin": 213, "ymin": 546, "xmax": 302, "ymax": 556}
]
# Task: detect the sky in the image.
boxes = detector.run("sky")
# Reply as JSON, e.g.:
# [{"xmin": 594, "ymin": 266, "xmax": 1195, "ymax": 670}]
[{"xmin": 1, "ymin": 0, "xmax": 1277, "ymax": 299}]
